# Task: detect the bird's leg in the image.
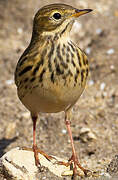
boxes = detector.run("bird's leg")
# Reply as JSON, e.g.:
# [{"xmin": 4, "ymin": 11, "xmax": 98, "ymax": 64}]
[
  {"xmin": 58, "ymin": 110, "xmax": 90, "ymax": 177},
  {"xmin": 22, "ymin": 114, "xmax": 53, "ymax": 167},
  {"xmin": 32, "ymin": 115, "xmax": 41, "ymax": 166},
  {"xmin": 65, "ymin": 111, "xmax": 88, "ymax": 176}
]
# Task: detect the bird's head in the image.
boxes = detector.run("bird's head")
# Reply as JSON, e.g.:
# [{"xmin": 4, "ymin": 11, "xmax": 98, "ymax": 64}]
[{"xmin": 33, "ymin": 3, "xmax": 92, "ymax": 36}]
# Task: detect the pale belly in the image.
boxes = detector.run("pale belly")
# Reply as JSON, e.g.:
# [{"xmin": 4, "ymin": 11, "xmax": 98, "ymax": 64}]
[{"xmin": 20, "ymin": 82, "xmax": 85, "ymax": 114}]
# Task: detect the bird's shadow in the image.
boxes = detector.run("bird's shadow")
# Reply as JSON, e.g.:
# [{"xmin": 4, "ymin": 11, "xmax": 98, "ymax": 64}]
[{"xmin": 0, "ymin": 137, "xmax": 17, "ymax": 158}]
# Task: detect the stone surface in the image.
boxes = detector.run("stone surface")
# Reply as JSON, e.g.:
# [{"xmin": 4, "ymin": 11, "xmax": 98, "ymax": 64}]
[
  {"xmin": 0, "ymin": 148, "xmax": 84, "ymax": 180},
  {"xmin": 1, "ymin": 149, "xmax": 118, "ymax": 179}
]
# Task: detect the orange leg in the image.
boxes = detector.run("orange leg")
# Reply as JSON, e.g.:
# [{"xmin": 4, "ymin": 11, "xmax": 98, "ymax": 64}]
[
  {"xmin": 58, "ymin": 111, "xmax": 90, "ymax": 178},
  {"xmin": 32, "ymin": 115, "xmax": 41, "ymax": 167},
  {"xmin": 22, "ymin": 114, "xmax": 53, "ymax": 169}
]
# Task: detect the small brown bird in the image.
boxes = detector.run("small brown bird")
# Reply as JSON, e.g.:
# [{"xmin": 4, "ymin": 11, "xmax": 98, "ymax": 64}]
[{"xmin": 15, "ymin": 3, "xmax": 92, "ymax": 178}]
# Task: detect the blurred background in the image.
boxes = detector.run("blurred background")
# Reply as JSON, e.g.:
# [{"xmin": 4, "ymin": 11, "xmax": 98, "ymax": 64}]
[{"xmin": 0, "ymin": 0, "xmax": 118, "ymax": 179}]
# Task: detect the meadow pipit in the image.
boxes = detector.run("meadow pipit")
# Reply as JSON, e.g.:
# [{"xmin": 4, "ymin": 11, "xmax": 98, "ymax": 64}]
[{"xmin": 15, "ymin": 3, "xmax": 92, "ymax": 178}]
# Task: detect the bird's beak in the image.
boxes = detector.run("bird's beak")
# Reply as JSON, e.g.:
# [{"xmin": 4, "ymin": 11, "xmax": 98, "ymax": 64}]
[{"xmin": 71, "ymin": 9, "xmax": 93, "ymax": 18}]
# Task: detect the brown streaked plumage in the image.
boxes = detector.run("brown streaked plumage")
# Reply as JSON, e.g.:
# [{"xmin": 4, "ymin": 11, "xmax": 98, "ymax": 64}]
[{"xmin": 15, "ymin": 3, "xmax": 92, "ymax": 178}]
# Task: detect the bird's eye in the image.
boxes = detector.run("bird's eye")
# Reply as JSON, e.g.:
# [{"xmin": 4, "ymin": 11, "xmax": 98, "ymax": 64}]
[{"xmin": 53, "ymin": 13, "xmax": 61, "ymax": 20}]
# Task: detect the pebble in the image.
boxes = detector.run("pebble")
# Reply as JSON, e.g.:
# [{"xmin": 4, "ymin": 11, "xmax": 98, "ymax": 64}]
[
  {"xmin": 102, "ymin": 91, "xmax": 107, "ymax": 97},
  {"xmin": 17, "ymin": 28, "xmax": 23, "ymax": 34},
  {"xmin": 80, "ymin": 127, "xmax": 90, "ymax": 134},
  {"xmin": 110, "ymin": 65, "xmax": 114, "ymax": 69},
  {"xmin": 88, "ymin": 80, "xmax": 94, "ymax": 86},
  {"xmin": 73, "ymin": 21, "xmax": 82, "ymax": 33},
  {"xmin": 100, "ymin": 172, "xmax": 111, "ymax": 178},
  {"xmin": 100, "ymin": 82, "xmax": 106, "ymax": 91},
  {"xmin": 110, "ymin": 65, "xmax": 115, "ymax": 71},
  {"xmin": 85, "ymin": 47, "xmax": 91, "ymax": 54},
  {"xmin": 79, "ymin": 127, "xmax": 97, "ymax": 142},
  {"xmin": 107, "ymin": 48, "xmax": 115, "ymax": 55},
  {"xmin": 5, "ymin": 79, "xmax": 14, "ymax": 85},
  {"xmin": 42, "ymin": 177, "xmax": 46, "ymax": 180},
  {"xmin": 96, "ymin": 28, "xmax": 102, "ymax": 35},
  {"xmin": 62, "ymin": 129, "xmax": 67, "ymax": 134},
  {"xmin": 88, "ymin": 132, "xmax": 97, "ymax": 140},
  {"xmin": 21, "ymin": 112, "xmax": 30, "ymax": 119}
]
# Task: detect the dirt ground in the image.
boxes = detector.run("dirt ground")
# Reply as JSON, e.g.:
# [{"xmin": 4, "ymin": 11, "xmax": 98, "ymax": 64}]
[{"xmin": 0, "ymin": 0, "xmax": 118, "ymax": 179}]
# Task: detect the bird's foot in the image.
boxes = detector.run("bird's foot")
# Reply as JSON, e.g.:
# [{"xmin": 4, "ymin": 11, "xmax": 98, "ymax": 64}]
[
  {"xmin": 21, "ymin": 146, "xmax": 54, "ymax": 170},
  {"xmin": 57, "ymin": 154, "xmax": 91, "ymax": 178}
]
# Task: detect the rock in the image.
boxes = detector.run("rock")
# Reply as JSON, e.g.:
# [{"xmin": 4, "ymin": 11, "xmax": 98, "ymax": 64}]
[
  {"xmin": 61, "ymin": 129, "xmax": 67, "ymax": 134},
  {"xmin": 5, "ymin": 79, "xmax": 14, "ymax": 85},
  {"xmin": 100, "ymin": 82, "xmax": 106, "ymax": 91},
  {"xmin": 0, "ymin": 148, "xmax": 85, "ymax": 180},
  {"xmin": 79, "ymin": 127, "xmax": 97, "ymax": 142},
  {"xmin": 21, "ymin": 112, "xmax": 30, "ymax": 119},
  {"xmin": 88, "ymin": 80, "xmax": 94, "ymax": 86},
  {"xmin": 96, "ymin": 28, "xmax": 103, "ymax": 35},
  {"xmin": 85, "ymin": 47, "xmax": 91, "ymax": 55},
  {"xmin": 72, "ymin": 21, "xmax": 82, "ymax": 33},
  {"xmin": 17, "ymin": 28, "xmax": 23, "ymax": 34},
  {"xmin": 110, "ymin": 65, "xmax": 115, "ymax": 71},
  {"xmin": 107, "ymin": 49, "xmax": 115, "ymax": 55}
]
